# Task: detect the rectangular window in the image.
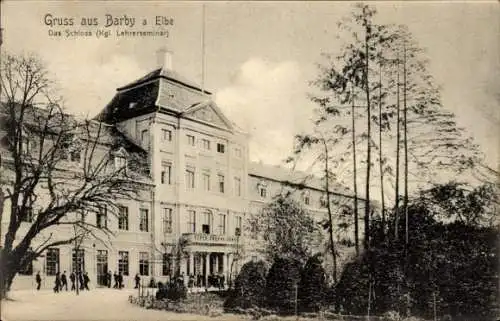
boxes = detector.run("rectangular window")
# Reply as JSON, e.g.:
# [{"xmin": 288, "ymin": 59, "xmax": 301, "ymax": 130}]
[
  {"xmin": 202, "ymin": 173, "xmax": 211, "ymax": 191},
  {"xmin": 161, "ymin": 129, "xmax": 172, "ymax": 142},
  {"xmin": 235, "ymin": 216, "xmax": 242, "ymax": 236},
  {"xmin": 72, "ymin": 249, "xmax": 85, "ymax": 273},
  {"xmin": 163, "ymin": 208, "xmax": 173, "ymax": 234},
  {"xmin": 260, "ymin": 187, "xmax": 267, "ymax": 198},
  {"xmin": 234, "ymin": 177, "xmax": 241, "ymax": 197},
  {"xmin": 162, "ymin": 254, "xmax": 172, "ymax": 276},
  {"xmin": 139, "ymin": 208, "xmax": 149, "ymax": 232},
  {"xmin": 186, "ymin": 134, "xmax": 195, "ymax": 146},
  {"xmin": 96, "ymin": 206, "xmax": 107, "ymax": 229},
  {"xmin": 185, "ymin": 169, "xmax": 195, "ymax": 189},
  {"xmin": 304, "ymin": 194, "xmax": 310, "ymax": 205},
  {"xmin": 202, "ymin": 139, "xmax": 211, "ymax": 150},
  {"xmin": 114, "ymin": 156, "xmax": 127, "ymax": 172},
  {"xmin": 217, "ymin": 143, "xmax": 225, "ymax": 153},
  {"xmin": 202, "ymin": 211, "xmax": 211, "ymax": 234},
  {"xmin": 161, "ymin": 164, "xmax": 172, "ymax": 185},
  {"xmin": 118, "ymin": 206, "xmax": 129, "ymax": 230},
  {"xmin": 320, "ymin": 196, "xmax": 328, "ymax": 208},
  {"xmin": 118, "ymin": 251, "xmax": 129, "ymax": 276},
  {"xmin": 46, "ymin": 248, "xmax": 60, "ymax": 276},
  {"xmin": 218, "ymin": 174, "xmax": 225, "ymax": 193},
  {"xmin": 187, "ymin": 210, "xmax": 196, "ymax": 233},
  {"xmin": 234, "ymin": 147, "xmax": 242, "ymax": 158},
  {"xmin": 139, "ymin": 252, "xmax": 149, "ymax": 276},
  {"xmin": 21, "ymin": 138, "xmax": 31, "ymax": 154},
  {"xmin": 141, "ymin": 129, "xmax": 148, "ymax": 143},
  {"xmin": 218, "ymin": 214, "xmax": 226, "ymax": 235}
]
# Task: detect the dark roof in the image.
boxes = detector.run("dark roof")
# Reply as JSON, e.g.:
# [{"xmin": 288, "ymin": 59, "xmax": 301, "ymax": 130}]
[
  {"xmin": 117, "ymin": 68, "xmax": 211, "ymax": 95},
  {"xmin": 96, "ymin": 67, "xmax": 212, "ymax": 124}
]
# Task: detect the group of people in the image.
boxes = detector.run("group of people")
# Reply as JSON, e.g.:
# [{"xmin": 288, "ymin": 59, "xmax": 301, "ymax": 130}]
[
  {"xmin": 105, "ymin": 271, "xmax": 125, "ymax": 289},
  {"xmin": 187, "ymin": 273, "xmax": 225, "ymax": 289},
  {"xmin": 35, "ymin": 271, "xmax": 91, "ymax": 292}
]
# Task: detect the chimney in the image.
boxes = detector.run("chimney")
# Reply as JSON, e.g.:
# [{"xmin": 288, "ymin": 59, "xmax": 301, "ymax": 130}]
[{"xmin": 156, "ymin": 47, "xmax": 173, "ymax": 70}]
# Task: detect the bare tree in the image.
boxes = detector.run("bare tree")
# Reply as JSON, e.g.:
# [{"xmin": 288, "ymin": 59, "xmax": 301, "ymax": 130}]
[{"xmin": 0, "ymin": 52, "xmax": 148, "ymax": 296}]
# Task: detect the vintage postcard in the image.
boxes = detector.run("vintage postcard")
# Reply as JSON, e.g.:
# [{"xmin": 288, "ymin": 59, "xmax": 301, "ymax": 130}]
[{"xmin": 0, "ymin": 1, "xmax": 498, "ymax": 321}]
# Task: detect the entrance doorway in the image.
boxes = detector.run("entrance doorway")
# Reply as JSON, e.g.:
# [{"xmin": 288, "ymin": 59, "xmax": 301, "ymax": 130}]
[{"xmin": 96, "ymin": 250, "xmax": 108, "ymax": 287}]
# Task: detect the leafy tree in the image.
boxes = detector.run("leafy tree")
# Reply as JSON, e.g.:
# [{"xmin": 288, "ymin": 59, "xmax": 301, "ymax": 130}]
[
  {"xmin": 224, "ymin": 260, "xmax": 267, "ymax": 311},
  {"xmin": 258, "ymin": 195, "xmax": 317, "ymax": 263},
  {"xmin": 0, "ymin": 52, "xmax": 146, "ymax": 296},
  {"xmin": 298, "ymin": 253, "xmax": 328, "ymax": 312}
]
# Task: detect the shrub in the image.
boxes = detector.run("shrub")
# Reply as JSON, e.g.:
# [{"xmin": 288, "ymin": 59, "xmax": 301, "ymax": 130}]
[
  {"xmin": 224, "ymin": 260, "xmax": 267, "ymax": 311},
  {"xmin": 265, "ymin": 256, "xmax": 302, "ymax": 314},
  {"xmin": 155, "ymin": 280, "xmax": 187, "ymax": 301},
  {"xmin": 298, "ymin": 254, "xmax": 328, "ymax": 312}
]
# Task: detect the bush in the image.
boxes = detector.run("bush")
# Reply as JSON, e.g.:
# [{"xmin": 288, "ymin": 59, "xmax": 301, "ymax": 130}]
[
  {"xmin": 298, "ymin": 254, "xmax": 328, "ymax": 312},
  {"xmin": 155, "ymin": 280, "xmax": 187, "ymax": 301},
  {"xmin": 224, "ymin": 260, "xmax": 268, "ymax": 311},
  {"xmin": 265, "ymin": 256, "xmax": 302, "ymax": 314},
  {"xmin": 335, "ymin": 208, "xmax": 499, "ymax": 319}
]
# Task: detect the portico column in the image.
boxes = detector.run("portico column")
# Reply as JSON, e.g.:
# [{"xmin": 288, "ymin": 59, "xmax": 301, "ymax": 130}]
[
  {"xmin": 222, "ymin": 253, "xmax": 228, "ymax": 287},
  {"xmin": 214, "ymin": 254, "xmax": 219, "ymax": 274},
  {"xmin": 205, "ymin": 253, "xmax": 210, "ymax": 287},
  {"xmin": 227, "ymin": 253, "xmax": 233, "ymax": 286},
  {"xmin": 189, "ymin": 252, "xmax": 194, "ymax": 275}
]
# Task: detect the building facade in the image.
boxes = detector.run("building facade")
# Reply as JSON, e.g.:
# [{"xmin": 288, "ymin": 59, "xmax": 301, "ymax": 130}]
[{"xmin": 2, "ymin": 51, "xmax": 360, "ymax": 290}]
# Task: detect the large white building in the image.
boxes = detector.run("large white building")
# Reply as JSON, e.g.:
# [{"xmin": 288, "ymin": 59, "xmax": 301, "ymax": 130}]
[{"xmin": 2, "ymin": 51, "xmax": 361, "ymax": 290}]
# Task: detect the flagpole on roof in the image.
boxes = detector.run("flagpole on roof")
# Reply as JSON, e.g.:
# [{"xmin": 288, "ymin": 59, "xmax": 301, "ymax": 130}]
[{"xmin": 201, "ymin": 2, "xmax": 206, "ymax": 95}]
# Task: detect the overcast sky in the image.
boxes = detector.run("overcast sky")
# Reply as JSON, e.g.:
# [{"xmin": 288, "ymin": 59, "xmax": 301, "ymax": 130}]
[{"xmin": 2, "ymin": 1, "xmax": 499, "ymax": 169}]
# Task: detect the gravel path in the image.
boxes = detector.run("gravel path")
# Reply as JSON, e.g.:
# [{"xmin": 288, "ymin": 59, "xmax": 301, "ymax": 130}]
[{"xmin": 2, "ymin": 288, "xmax": 246, "ymax": 321}]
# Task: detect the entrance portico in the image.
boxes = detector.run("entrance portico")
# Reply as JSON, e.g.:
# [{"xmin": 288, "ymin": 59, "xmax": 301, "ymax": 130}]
[{"xmin": 180, "ymin": 232, "xmax": 240, "ymax": 288}]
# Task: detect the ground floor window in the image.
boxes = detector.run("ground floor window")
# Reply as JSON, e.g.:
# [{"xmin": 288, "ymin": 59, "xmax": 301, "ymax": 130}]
[
  {"xmin": 72, "ymin": 249, "xmax": 85, "ymax": 273},
  {"xmin": 139, "ymin": 252, "xmax": 149, "ymax": 276},
  {"xmin": 118, "ymin": 251, "xmax": 129, "ymax": 276},
  {"xmin": 46, "ymin": 248, "xmax": 60, "ymax": 276}
]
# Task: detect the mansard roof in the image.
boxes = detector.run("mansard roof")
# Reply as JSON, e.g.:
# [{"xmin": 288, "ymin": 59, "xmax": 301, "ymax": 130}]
[{"xmin": 96, "ymin": 67, "xmax": 213, "ymax": 124}]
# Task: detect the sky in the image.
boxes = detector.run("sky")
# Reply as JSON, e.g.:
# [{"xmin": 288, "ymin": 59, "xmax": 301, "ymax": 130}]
[{"xmin": 2, "ymin": 1, "xmax": 499, "ymax": 170}]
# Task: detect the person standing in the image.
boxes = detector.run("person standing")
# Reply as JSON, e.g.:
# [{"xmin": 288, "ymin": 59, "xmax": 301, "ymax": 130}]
[
  {"xmin": 107, "ymin": 271, "xmax": 112, "ymax": 288},
  {"xmin": 113, "ymin": 271, "xmax": 118, "ymax": 289},
  {"xmin": 35, "ymin": 271, "xmax": 41, "ymax": 291},
  {"xmin": 61, "ymin": 271, "xmax": 68, "ymax": 291},
  {"xmin": 53, "ymin": 272, "xmax": 61, "ymax": 293},
  {"xmin": 78, "ymin": 272, "xmax": 84, "ymax": 291},
  {"xmin": 134, "ymin": 273, "xmax": 140, "ymax": 289},
  {"xmin": 70, "ymin": 272, "xmax": 76, "ymax": 291},
  {"xmin": 83, "ymin": 272, "xmax": 90, "ymax": 291},
  {"xmin": 118, "ymin": 272, "xmax": 124, "ymax": 289}
]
